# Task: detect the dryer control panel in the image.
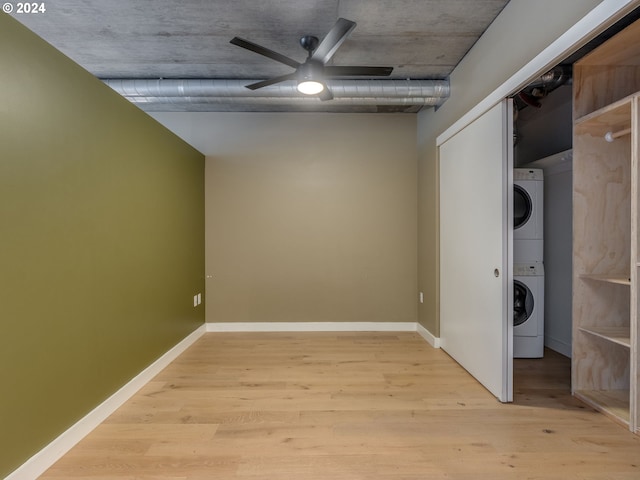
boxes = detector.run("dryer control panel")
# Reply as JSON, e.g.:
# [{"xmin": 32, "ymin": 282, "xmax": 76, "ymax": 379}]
[
  {"xmin": 513, "ymin": 263, "xmax": 544, "ymax": 276},
  {"xmin": 514, "ymin": 168, "xmax": 543, "ymax": 181}
]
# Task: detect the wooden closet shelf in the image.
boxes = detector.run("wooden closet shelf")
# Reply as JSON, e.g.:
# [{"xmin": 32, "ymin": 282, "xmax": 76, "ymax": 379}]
[
  {"xmin": 578, "ymin": 326, "xmax": 631, "ymax": 348},
  {"xmin": 579, "ymin": 273, "xmax": 631, "ymax": 285},
  {"xmin": 575, "ymin": 96, "xmax": 633, "ymax": 137},
  {"xmin": 574, "ymin": 390, "xmax": 630, "ymax": 426}
]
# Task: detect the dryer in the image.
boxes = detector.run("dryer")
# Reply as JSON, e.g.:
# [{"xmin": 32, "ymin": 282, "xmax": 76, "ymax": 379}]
[
  {"xmin": 513, "ymin": 263, "xmax": 544, "ymax": 358},
  {"xmin": 514, "ymin": 168, "xmax": 543, "ymax": 264}
]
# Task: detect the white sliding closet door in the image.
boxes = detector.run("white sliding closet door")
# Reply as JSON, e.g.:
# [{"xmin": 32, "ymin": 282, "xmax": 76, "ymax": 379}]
[{"xmin": 439, "ymin": 100, "xmax": 513, "ymax": 402}]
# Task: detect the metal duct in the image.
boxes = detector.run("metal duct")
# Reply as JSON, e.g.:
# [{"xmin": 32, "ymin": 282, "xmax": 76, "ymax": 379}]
[{"xmin": 103, "ymin": 79, "xmax": 450, "ymax": 110}]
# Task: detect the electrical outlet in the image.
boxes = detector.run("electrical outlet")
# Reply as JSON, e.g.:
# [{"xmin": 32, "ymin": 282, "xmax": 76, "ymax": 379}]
[
  {"xmin": 419, "ymin": 292, "xmax": 424, "ymax": 304},
  {"xmin": 193, "ymin": 293, "xmax": 202, "ymax": 307}
]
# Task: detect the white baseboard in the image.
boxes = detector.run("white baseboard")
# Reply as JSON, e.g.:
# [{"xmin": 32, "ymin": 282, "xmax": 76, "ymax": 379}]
[
  {"xmin": 544, "ymin": 335, "xmax": 571, "ymax": 358},
  {"xmin": 6, "ymin": 325, "xmax": 206, "ymax": 480},
  {"xmin": 416, "ymin": 323, "xmax": 441, "ymax": 348},
  {"xmin": 206, "ymin": 323, "xmax": 441, "ymax": 348},
  {"xmin": 206, "ymin": 322, "xmax": 418, "ymax": 332}
]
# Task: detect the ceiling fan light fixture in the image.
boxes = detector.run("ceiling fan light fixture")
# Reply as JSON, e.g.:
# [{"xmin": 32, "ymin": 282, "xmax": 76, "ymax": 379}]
[
  {"xmin": 297, "ymin": 79, "xmax": 325, "ymax": 95},
  {"xmin": 297, "ymin": 61, "xmax": 325, "ymax": 95}
]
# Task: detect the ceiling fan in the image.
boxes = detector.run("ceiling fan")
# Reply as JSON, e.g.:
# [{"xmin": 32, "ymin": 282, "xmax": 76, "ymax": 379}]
[{"xmin": 230, "ymin": 18, "xmax": 393, "ymax": 101}]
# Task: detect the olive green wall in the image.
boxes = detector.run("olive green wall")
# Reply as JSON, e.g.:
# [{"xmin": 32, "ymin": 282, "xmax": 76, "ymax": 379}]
[
  {"xmin": 0, "ymin": 14, "xmax": 205, "ymax": 477},
  {"xmin": 416, "ymin": 0, "xmax": 610, "ymax": 336},
  {"xmin": 197, "ymin": 113, "xmax": 418, "ymax": 324}
]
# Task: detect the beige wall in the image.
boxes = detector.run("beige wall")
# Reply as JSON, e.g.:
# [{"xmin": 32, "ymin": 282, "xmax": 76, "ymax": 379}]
[
  {"xmin": 202, "ymin": 113, "xmax": 417, "ymax": 323},
  {"xmin": 417, "ymin": 0, "xmax": 621, "ymax": 336}
]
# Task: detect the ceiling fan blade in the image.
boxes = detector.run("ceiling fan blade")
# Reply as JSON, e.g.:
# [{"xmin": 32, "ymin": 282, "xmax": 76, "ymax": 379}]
[
  {"xmin": 230, "ymin": 37, "xmax": 301, "ymax": 69},
  {"xmin": 318, "ymin": 87, "xmax": 334, "ymax": 101},
  {"xmin": 311, "ymin": 18, "xmax": 356, "ymax": 64},
  {"xmin": 324, "ymin": 66, "xmax": 394, "ymax": 77},
  {"xmin": 245, "ymin": 73, "xmax": 297, "ymax": 90}
]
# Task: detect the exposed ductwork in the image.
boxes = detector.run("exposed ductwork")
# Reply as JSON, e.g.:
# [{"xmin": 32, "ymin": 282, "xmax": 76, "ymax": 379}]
[
  {"xmin": 103, "ymin": 78, "xmax": 450, "ymax": 112},
  {"xmin": 515, "ymin": 66, "xmax": 572, "ymax": 110}
]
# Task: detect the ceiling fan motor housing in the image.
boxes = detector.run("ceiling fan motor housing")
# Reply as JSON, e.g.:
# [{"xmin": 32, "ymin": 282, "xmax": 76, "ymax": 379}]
[{"xmin": 298, "ymin": 61, "xmax": 324, "ymax": 83}]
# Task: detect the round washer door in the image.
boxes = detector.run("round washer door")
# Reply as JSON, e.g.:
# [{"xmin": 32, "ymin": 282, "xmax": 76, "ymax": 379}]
[
  {"xmin": 514, "ymin": 279, "xmax": 534, "ymax": 326},
  {"xmin": 514, "ymin": 184, "xmax": 532, "ymax": 230}
]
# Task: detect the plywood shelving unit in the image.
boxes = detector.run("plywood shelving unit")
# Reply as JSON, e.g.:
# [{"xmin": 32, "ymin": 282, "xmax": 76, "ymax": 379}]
[{"xmin": 572, "ymin": 18, "xmax": 640, "ymax": 434}]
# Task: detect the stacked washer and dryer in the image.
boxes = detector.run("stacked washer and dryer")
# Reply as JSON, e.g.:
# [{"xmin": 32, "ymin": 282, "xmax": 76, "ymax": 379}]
[{"xmin": 513, "ymin": 169, "xmax": 545, "ymax": 358}]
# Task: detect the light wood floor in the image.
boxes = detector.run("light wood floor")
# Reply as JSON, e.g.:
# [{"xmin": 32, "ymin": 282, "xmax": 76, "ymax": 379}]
[{"xmin": 40, "ymin": 332, "xmax": 640, "ymax": 479}]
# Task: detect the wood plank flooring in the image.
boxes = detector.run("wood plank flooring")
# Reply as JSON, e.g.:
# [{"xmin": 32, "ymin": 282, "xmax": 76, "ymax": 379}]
[{"xmin": 39, "ymin": 332, "xmax": 640, "ymax": 479}]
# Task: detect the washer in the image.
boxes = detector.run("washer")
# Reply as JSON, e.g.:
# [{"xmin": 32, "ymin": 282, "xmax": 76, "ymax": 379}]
[
  {"xmin": 513, "ymin": 263, "xmax": 544, "ymax": 358},
  {"xmin": 514, "ymin": 168, "xmax": 543, "ymax": 264}
]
